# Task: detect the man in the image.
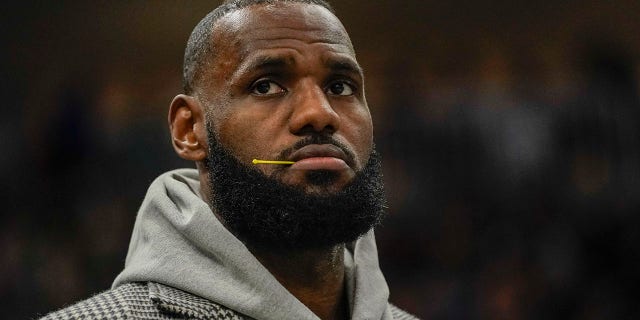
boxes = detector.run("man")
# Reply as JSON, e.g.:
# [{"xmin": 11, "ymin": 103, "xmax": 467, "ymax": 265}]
[{"xmin": 42, "ymin": 0, "xmax": 417, "ymax": 319}]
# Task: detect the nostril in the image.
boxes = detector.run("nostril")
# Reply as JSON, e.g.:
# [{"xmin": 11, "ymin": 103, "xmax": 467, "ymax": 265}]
[{"xmin": 322, "ymin": 125, "xmax": 336, "ymax": 135}]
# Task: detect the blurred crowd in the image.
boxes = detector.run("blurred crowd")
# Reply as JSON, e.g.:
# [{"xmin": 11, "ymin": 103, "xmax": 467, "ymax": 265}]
[
  {"xmin": 374, "ymin": 43, "xmax": 640, "ymax": 319},
  {"xmin": 2, "ymin": 1, "xmax": 639, "ymax": 319}
]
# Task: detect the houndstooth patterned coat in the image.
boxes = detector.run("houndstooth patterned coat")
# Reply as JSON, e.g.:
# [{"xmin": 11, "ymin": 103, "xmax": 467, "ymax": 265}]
[{"xmin": 39, "ymin": 282, "xmax": 419, "ymax": 320}]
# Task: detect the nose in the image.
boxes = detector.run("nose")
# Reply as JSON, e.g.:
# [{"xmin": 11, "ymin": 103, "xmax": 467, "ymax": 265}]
[{"xmin": 288, "ymin": 80, "xmax": 340, "ymax": 135}]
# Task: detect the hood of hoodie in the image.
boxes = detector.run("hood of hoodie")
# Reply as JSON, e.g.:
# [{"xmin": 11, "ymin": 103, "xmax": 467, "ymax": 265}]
[{"xmin": 113, "ymin": 169, "xmax": 392, "ymax": 320}]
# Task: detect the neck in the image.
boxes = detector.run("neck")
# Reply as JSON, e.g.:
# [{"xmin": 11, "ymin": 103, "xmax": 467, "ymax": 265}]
[{"xmin": 250, "ymin": 244, "xmax": 349, "ymax": 320}]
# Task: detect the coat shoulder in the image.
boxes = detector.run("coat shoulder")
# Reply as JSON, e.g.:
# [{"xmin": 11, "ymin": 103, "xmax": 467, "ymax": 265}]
[
  {"xmin": 38, "ymin": 282, "xmax": 250, "ymax": 320},
  {"xmin": 38, "ymin": 282, "xmax": 157, "ymax": 320}
]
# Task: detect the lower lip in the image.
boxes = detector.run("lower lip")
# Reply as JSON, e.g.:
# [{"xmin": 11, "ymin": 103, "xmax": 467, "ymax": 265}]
[{"xmin": 290, "ymin": 157, "xmax": 349, "ymax": 171}]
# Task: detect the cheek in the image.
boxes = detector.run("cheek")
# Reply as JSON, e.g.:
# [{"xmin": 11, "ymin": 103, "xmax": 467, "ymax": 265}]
[
  {"xmin": 217, "ymin": 118, "xmax": 258, "ymax": 160},
  {"xmin": 342, "ymin": 109, "xmax": 374, "ymax": 166},
  {"xmin": 215, "ymin": 109, "xmax": 284, "ymax": 162}
]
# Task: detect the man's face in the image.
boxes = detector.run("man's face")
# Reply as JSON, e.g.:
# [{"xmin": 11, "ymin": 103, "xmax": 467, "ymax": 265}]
[{"xmin": 200, "ymin": 2, "xmax": 373, "ymax": 194}]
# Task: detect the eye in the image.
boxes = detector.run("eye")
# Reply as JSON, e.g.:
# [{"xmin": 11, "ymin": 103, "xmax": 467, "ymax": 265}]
[
  {"xmin": 326, "ymin": 81, "xmax": 355, "ymax": 96},
  {"xmin": 251, "ymin": 79, "xmax": 286, "ymax": 96}
]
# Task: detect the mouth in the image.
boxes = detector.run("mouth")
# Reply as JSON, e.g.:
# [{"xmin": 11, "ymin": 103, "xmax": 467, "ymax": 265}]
[{"xmin": 288, "ymin": 144, "xmax": 351, "ymax": 171}]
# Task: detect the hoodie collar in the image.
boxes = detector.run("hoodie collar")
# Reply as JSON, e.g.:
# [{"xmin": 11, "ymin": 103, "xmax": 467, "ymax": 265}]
[{"xmin": 114, "ymin": 169, "xmax": 391, "ymax": 320}]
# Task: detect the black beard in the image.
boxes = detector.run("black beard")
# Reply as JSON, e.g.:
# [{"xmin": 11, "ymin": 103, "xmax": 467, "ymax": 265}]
[{"xmin": 204, "ymin": 129, "xmax": 386, "ymax": 251}]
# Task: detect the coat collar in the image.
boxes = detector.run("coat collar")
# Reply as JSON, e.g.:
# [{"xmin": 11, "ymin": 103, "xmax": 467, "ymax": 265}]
[{"xmin": 147, "ymin": 282, "xmax": 250, "ymax": 320}]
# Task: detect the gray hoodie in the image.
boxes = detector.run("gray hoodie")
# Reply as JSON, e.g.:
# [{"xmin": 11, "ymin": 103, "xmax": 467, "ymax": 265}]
[{"xmin": 113, "ymin": 169, "xmax": 394, "ymax": 320}]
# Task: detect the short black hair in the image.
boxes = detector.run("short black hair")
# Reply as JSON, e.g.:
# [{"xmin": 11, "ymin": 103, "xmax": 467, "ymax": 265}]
[{"xmin": 183, "ymin": 0, "xmax": 335, "ymax": 95}]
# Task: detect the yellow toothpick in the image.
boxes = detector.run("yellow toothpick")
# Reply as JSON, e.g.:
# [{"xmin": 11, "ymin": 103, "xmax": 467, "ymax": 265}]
[{"xmin": 252, "ymin": 159, "xmax": 295, "ymax": 165}]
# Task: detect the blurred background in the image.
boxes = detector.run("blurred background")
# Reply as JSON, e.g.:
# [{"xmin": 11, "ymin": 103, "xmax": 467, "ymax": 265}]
[{"xmin": 2, "ymin": 1, "xmax": 639, "ymax": 319}]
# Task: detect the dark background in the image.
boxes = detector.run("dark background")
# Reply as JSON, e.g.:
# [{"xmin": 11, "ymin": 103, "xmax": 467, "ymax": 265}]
[{"xmin": 2, "ymin": 1, "xmax": 639, "ymax": 319}]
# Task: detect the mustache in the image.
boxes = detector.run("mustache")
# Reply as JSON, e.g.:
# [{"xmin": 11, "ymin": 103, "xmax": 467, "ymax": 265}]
[{"xmin": 277, "ymin": 134, "xmax": 357, "ymax": 166}]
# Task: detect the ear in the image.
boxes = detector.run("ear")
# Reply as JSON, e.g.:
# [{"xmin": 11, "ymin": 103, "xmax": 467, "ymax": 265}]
[{"xmin": 168, "ymin": 94, "xmax": 208, "ymax": 161}]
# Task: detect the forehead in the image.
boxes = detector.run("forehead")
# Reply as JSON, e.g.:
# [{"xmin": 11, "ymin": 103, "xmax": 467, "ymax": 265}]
[{"xmin": 213, "ymin": 3, "xmax": 355, "ymax": 59}]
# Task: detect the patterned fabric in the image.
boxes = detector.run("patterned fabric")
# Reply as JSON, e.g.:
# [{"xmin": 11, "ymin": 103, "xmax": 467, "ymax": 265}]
[
  {"xmin": 39, "ymin": 282, "xmax": 250, "ymax": 320},
  {"xmin": 39, "ymin": 282, "xmax": 418, "ymax": 320},
  {"xmin": 148, "ymin": 283, "xmax": 249, "ymax": 320}
]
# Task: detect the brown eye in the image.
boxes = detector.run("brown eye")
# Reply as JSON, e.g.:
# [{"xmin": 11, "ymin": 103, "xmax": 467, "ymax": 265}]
[
  {"xmin": 327, "ymin": 81, "xmax": 354, "ymax": 96},
  {"xmin": 251, "ymin": 80, "xmax": 285, "ymax": 95}
]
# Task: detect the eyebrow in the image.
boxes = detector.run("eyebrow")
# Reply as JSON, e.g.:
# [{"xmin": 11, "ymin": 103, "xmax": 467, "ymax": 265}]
[
  {"xmin": 324, "ymin": 57, "xmax": 364, "ymax": 78},
  {"xmin": 232, "ymin": 54, "xmax": 363, "ymax": 82},
  {"xmin": 232, "ymin": 55, "xmax": 292, "ymax": 82}
]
